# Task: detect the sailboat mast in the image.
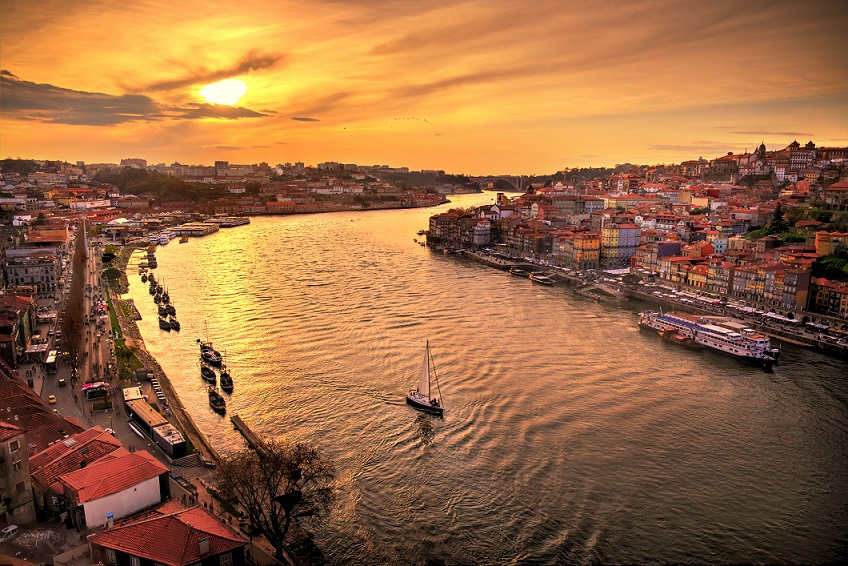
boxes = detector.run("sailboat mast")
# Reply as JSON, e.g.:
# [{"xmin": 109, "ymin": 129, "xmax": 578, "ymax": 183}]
[{"xmin": 429, "ymin": 343, "xmax": 444, "ymax": 409}]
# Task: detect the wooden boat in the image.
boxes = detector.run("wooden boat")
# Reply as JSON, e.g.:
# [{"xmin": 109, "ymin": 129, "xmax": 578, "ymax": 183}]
[
  {"xmin": 219, "ymin": 366, "xmax": 234, "ymax": 393},
  {"xmin": 529, "ymin": 272, "xmax": 555, "ymax": 285},
  {"xmin": 179, "ymin": 236, "xmax": 189, "ymax": 244},
  {"xmin": 201, "ymin": 364, "xmax": 216, "ymax": 384},
  {"xmin": 406, "ymin": 340, "xmax": 444, "ymax": 415},
  {"xmin": 208, "ymin": 387, "xmax": 226, "ymax": 412}
]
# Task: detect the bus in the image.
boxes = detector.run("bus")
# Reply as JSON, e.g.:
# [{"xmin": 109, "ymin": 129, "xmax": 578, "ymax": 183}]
[{"xmin": 45, "ymin": 350, "xmax": 58, "ymax": 374}]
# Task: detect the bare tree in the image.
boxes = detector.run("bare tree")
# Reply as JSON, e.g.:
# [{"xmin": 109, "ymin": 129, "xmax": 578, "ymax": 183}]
[{"xmin": 216, "ymin": 438, "xmax": 336, "ymax": 561}]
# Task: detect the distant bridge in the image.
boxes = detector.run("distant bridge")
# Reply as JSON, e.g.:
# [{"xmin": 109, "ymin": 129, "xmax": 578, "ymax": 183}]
[{"xmin": 471, "ymin": 176, "xmax": 528, "ymax": 192}]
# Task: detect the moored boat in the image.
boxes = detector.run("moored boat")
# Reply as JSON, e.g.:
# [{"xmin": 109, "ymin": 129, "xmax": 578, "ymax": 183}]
[
  {"xmin": 200, "ymin": 364, "xmax": 216, "ymax": 384},
  {"xmin": 219, "ymin": 367, "xmax": 234, "ymax": 393},
  {"xmin": 169, "ymin": 318, "xmax": 181, "ymax": 331},
  {"xmin": 406, "ymin": 340, "xmax": 444, "ymax": 415},
  {"xmin": 197, "ymin": 338, "xmax": 223, "ymax": 366},
  {"xmin": 158, "ymin": 317, "xmax": 171, "ymax": 331},
  {"xmin": 208, "ymin": 386, "xmax": 226, "ymax": 412},
  {"xmin": 529, "ymin": 272, "xmax": 555, "ymax": 285},
  {"xmin": 179, "ymin": 236, "xmax": 189, "ymax": 243},
  {"xmin": 509, "ymin": 266, "xmax": 528, "ymax": 277},
  {"xmin": 639, "ymin": 310, "xmax": 778, "ymax": 368}
]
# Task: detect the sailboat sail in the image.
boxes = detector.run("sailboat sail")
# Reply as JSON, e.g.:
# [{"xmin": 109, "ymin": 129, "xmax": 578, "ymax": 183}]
[{"xmin": 418, "ymin": 343, "xmax": 430, "ymax": 398}]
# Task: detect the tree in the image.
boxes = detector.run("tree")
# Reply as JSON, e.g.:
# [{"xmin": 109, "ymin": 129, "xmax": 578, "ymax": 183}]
[
  {"xmin": 61, "ymin": 224, "xmax": 87, "ymax": 371},
  {"xmin": 216, "ymin": 439, "xmax": 336, "ymax": 561}
]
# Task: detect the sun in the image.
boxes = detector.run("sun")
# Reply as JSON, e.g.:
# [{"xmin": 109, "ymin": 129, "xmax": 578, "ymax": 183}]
[{"xmin": 199, "ymin": 78, "xmax": 248, "ymax": 105}]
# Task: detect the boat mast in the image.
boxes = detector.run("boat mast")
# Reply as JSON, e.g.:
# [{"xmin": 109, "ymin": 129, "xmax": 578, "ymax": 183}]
[{"xmin": 429, "ymin": 343, "xmax": 444, "ymax": 409}]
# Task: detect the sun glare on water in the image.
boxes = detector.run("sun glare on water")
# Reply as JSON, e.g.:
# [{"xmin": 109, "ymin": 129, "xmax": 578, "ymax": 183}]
[{"xmin": 199, "ymin": 78, "xmax": 248, "ymax": 105}]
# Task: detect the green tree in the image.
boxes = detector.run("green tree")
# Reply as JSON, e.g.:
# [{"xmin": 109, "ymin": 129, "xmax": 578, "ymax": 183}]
[{"xmin": 216, "ymin": 439, "xmax": 336, "ymax": 561}]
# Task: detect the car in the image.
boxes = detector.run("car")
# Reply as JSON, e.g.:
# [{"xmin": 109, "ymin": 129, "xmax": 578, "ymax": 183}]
[
  {"xmin": 48, "ymin": 395, "xmax": 57, "ymax": 404},
  {"xmin": 0, "ymin": 525, "xmax": 19, "ymax": 542},
  {"xmin": 58, "ymin": 378, "xmax": 66, "ymax": 386},
  {"xmin": 104, "ymin": 428, "xmax": 116, "ymax": 436}
]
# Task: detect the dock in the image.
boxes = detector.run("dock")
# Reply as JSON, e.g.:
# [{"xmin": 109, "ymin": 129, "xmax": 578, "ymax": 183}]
[{"xmin": 230, "ymin": 414, "xmax": 262, "ymax": 448}]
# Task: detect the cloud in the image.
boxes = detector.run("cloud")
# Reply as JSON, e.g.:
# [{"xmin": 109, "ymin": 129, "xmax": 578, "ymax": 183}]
[
  {"xmin": 291, "ymin": 117, "xmax": 320, "ymax": 122},
  {"xmin": 648, "ymin": 141, "xmax": 739, "ymax": 153},
  {"xmin": 721, "ymin": 129, "xmax": 815, "ymax": 137},
  {"xmin": 0, "ymin": 71, "xmax": 270, "ymax": 125},
  {"xmin": 139, "ymin": 50, "xmax": 285, "ymax": 92}
]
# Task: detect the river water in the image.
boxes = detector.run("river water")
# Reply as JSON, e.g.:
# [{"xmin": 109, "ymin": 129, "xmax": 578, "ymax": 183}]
[{"xmin": 124, "ymin": 193, "xmax": 848, "ymax": 565}]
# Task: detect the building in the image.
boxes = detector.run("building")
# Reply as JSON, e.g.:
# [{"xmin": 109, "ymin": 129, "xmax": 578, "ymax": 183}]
[
  {"xmin": 814, "ymin": 231, "xmax": 848, "ymax": 256},
  {"xmin": 809, "ymin": 277, "xmax": 848, "ymax": 318},
  {"xmin": 0, "ymin": 421, "xmax": 37, "ymax": 526},
  {"xmin": 60, "ymin": 451, "xmax": 170, "ymax": 530},
  {"xmin": 554, "ymin": 231, "xmax": 600, "ymax": 270},
  {"xmin": 88, "ymin": 501, "xmax": 247, "ymax": 566},
  {"xmin": 27, "ymin": 426, "xmax": 123, "ymax": 521},
  {"xmin": 0, "ymin": 294, "xmax": 38, "ymax": 368},
  {"xmin": 5, "ymin": 252, "xmax": 60, "ymax": 294},
  {"xmin": 601, "ymin": 223, "xmax": 641, "ymax": 269}
]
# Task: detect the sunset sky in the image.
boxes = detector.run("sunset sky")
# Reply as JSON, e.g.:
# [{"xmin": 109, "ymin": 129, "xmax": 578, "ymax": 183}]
[{"xmin": 1, "ymin": 0, "xmax": 846, "ymax": 175}]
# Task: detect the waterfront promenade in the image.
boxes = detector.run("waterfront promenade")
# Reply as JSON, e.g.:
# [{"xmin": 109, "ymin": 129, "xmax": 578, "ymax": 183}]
[{"xmin": 460, "ymin": 248, "xmax": 848, "ymax": 358}]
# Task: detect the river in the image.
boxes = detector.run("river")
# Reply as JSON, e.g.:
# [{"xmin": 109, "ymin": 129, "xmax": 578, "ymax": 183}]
[{"xmin": 123, "ymin": 193, "xmax": 848, "ymax": 565}]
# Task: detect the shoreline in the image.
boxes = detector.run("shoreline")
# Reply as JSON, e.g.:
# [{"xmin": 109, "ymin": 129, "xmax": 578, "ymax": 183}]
[
  {"xmin": 112, "ymin": 248, "xmax": 221, "ymax": 463},
  {"xmin": 111, "ymin": 250, "xmax": 325, "ymax": 563}
]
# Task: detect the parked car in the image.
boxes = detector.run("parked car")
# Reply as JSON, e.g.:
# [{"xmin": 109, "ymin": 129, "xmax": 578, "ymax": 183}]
[
  {"xmin": 58, "ymin": 378, "xmax": 66, "ymax": 386},
  {"xmin": 0, "ymin": 525, "xmax": 19, "ymax": 542}
]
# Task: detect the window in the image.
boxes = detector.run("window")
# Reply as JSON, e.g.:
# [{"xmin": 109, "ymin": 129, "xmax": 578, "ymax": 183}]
[
  {"xmin": 13, "ymin": 460, "xmax": 22, "ymax": 471},
  {"xmin": 9, "ymin": 439, "xmax": 20, "ymax": 453},
  {"xmin": 219, "ymin": 554, "xmax": 233, "ymax": 566},
  {"xmin": 16, "ymin": 481, "xmax": 26, "ymax": 494},
  {"xmin": 130, "ymin": 556, "xmax": 140, "ymax": 566},
  {"xmin": 106, "ymin": 549, "xmax": 116, "ymax": 565}
]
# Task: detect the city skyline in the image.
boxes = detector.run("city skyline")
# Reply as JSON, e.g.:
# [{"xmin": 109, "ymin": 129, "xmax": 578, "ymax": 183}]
[{"xmin": 1, "ymin": 0, "xmax": 846, "ymax": 174}]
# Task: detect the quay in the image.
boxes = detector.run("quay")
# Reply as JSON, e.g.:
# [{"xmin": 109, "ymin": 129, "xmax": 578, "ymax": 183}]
[{"xmin": 231, "ymin": 413, "xmax": 262, "ymax": 448}]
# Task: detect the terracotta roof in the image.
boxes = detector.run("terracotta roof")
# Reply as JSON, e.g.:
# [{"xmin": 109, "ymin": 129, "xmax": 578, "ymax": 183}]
[
  {"xmin": 29, "ymin": 426, "xmax": 124, "ymax": 492},
  {"xmin": 89, "ymin": 503, "xmax": 245, "ymax": 565},
  {"xmin": 0, "ymin": 376, "xmax": 85, "ymax": 455},
  {"xmin": 0, "ymin": 420, "xmax": 24, "ymax": 443},
  {"xmin": 60, "ymin": 451, "xmax": 168, "ymax": 503}
]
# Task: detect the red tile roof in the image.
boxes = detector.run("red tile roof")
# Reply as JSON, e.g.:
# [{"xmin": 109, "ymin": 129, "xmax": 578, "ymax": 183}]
[
  {"xmin": 89, "ymin": 503, "xmax": 245, "ymax": 565},
  {"xmin": 0, "ymin": 376, "xmax": 85, "ymax": 455},
  {"xmin": 60, "ymin": 451, "xmax": 168, "ymax": 503},
  {"xmin": 29, "ymin": 426, "xmax": 124, "ymax": 492},
  {"xmin": 0, "ymin": 420, "xmax": 23, "ymax": 442}
]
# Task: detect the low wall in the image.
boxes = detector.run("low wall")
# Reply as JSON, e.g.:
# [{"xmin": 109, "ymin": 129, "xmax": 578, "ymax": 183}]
[{"xmin": 53, "ymin": 543, "xmax": 90, "ymax": 566}]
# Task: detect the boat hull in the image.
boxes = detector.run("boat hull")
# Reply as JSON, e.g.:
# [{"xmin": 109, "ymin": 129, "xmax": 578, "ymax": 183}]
[{"xmin": 406, "ymin": 392, "xmax": 444, "ymax": 415}]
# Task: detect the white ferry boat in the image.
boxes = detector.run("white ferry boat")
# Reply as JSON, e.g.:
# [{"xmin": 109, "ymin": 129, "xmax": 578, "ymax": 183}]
[
  {"xmin": 218, "ymin": 216, "xmax": 251, "ymax": 228},
  {"xmin": 639, "ymin": 310, "xmax": 778, "ymax": 368}
]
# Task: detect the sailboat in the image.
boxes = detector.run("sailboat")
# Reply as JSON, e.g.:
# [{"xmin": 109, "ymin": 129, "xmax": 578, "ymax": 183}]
[{"xmin": 406, "ymin": 340, "xmax": 444, "ymax": 415}]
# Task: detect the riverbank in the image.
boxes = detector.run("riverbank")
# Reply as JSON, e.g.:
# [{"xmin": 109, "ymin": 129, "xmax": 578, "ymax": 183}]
[
  {"xmin": 110, "ymin": 283, "xmax": 221, "ymax": 464},
  {"xmin": 458, "ymin": 249, "xmax": 848, "ymax": 358},
  {"xmin": 111, "ymin": 245, "xmax": 325, "ymax": 565}
]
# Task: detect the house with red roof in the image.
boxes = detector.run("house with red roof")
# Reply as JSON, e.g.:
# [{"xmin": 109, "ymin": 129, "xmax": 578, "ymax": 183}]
[
  {"xmin": 60, "ymin": 451, "xmax": 169, "ymax": 530},
  {"xmin": 88, "ymin": 501, "xmax": 246, "ymax": 566},
  {"xmin": 28, "ymin": 426, "xmax": 124, "ymax": 520}
]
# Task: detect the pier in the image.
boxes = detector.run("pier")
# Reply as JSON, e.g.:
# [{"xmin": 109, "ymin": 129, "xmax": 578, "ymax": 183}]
[{"xmin": 231, "ymin": 413, "xmax": 262, "ymax": 448}]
